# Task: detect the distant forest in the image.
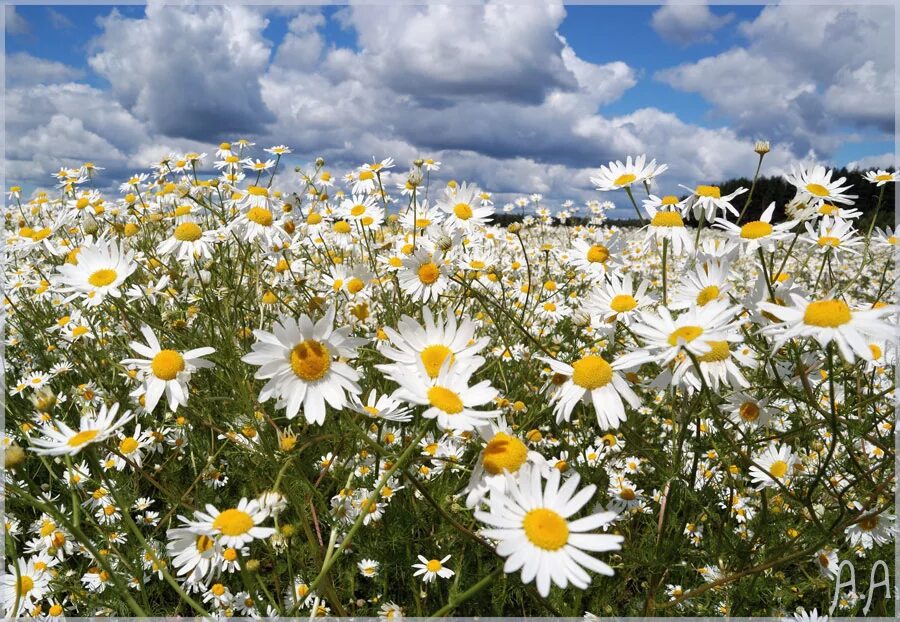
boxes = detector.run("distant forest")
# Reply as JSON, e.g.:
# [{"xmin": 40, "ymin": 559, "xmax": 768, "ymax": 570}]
[{"xmin": 497, "ymin": 167, "xmax": 896, "ymax": 231}]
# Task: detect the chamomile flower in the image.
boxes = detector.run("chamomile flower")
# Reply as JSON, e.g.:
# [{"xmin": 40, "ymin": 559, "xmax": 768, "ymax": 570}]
[
  {"xmin": 786, "ymin": 165, "xmax": 857, "ymax": 205},
  {"xmin": 398, "ymin": 249, "xmax": 451, "ymax": 303},
  {"xmin": 157, "ymin": 221, "xmax": 218, "ymax": 262},
  {"xmin": 412, "ymin": 554, "xmax": 454, "ymax": 583},
  {"xmin": 590, "ymin": 155, "xmax": 668, "ymax": 192},
  {"xmin": 1, "ymin": 558, "xmax": 50, "ymax": 617},
  {"xmin": 681, "ymin": 184, "xmax": 747, "ymax": 221},
  {"xmin": 358, "ymin": 558, "xmax": 380, "ymax": 578},
  {"xmin": 715, "ymin": 202, "xmax": 797, "ymax": 252},
  {"xmin": 55, "ymin": 238, "xmax": 137, "ymax": 306},
  {"xmin": 241, "ymin": 306, "xmax": 366, "ymax": 424},
  {"xmin": 759, "ymin": 293, "xmax": 895, "ymax": 362},
  {"xmin": 863, "ymin": 169, "xmax": 898, "ymax": 186},
  {"xmin": 584, "ymin": 273, "xmax": 653, "ymax": 326},
  {"xmin": 464, "ymin": 421, "xmax": 547, "ymax": 508},
  {"xmin": 749, "ymin": 443, "xmax": 797, "ymax": 490},
  {"xmin": 121, "ymin": 326, "xmax": 216, "ymax": 412},
  {"xmin": 538, "ymin": 353, "xmax": 640, "ymax": 429},
  {"xmin": 192, "ymin": 498, "xmax": 275, "ymax": 549},
  {"xmin": 392, "ymin": 360, "xmax": 499, "ymax": 431},
  {"xmin": 29, "ymin": 402, "xmax": 134, "ymax": 456},
  {"xmin": 801, "ymin": 216, "xmax": 861, "ymax": 258},
  {"xmin": 568, "ymin": 233, "xmax": 624, "ymax": 280},
  {"xmin": 438, "ymin": 182, "xmax": 494, "ymax": 231},
  {"xmin": 644, "ymin": 204, "xmax": 694, "ymax": 255},
  {"xmin": 475, "ymin": 464, "xmax": 623, "ymax": 597},
  {"xmin": 349, "ymin": 389, "xmax": 412, "ymax": 422}
]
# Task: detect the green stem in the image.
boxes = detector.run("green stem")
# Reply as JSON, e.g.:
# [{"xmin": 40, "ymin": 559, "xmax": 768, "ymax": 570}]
[
  {"xmin": 429, "ymin": 566, "xmax": 503, "ymax": 617},
  {"xmin": 737, "ymin": 154, "xmax": 765, "ymax": 222}
]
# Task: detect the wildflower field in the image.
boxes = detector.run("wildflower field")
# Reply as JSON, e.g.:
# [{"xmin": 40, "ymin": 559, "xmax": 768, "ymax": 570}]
[{"xmin": 2, "ymin": 143, "xmax": 897, "ymax": 619}]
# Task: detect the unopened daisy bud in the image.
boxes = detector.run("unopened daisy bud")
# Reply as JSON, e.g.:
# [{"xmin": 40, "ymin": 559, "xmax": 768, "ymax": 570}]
[
  {"xmin": 315, "ymin": 157, "xmax": 325, "ymax": 167},
  {"xmin": 508, "ymin": 222, "xmax": 522, "ymax": 234},
  {"xmin": 754, "ymin": 140, "xmax": 770, "ymax": 155},
  {"xmin": 571, "ymin": 310, "xmax": 591, "ymax": 327},
  {"xmin": 245, "ymin": 559, "xmax": 260, "ymax": 573},
  {"xmin": 436, "ymin": 235, "xmax": 453, "ymax": 252},
  {"xmin": 4, "ymin": 445, "xmax": 25, "ymax": 469},
  {"xmin": 280, "ymin": 524, "xmax": 296, "ymax": 537},
  {"xmin": 209, "ymin": 178, "xmax": 219, "ymax": 188}
]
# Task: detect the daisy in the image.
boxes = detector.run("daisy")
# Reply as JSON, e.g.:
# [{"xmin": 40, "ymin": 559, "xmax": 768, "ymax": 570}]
[
  {"xmin": 584, "ymin": 273, "xmax": 653, "ymax": 327},
  {"xmin": 801, "ymin": 216, "xmax": 861, "ymax": 258},
  {"xmin": 715, "ymin": 202, "xmax": 797, "ymax": 252},
  {"xmin": 437, "ymin": 182, "xmax": 494, "ymax": 231},
  {"xmin": 121, "ymin": 326, "xmax": 215, "ymax": 413},
  {"xmin": 670, "ymin": 336, "xmax": 754, "ymax": 392},
  {"xmin": 644, "ymin": 204, "xmax": 694, "ymax": 256},
  {"xmin": 29, "ymin": 402, "xmax": 134, "ymax": 456},
  {"xmin": 724, "ymin": 392, "xmax": 771, "ymax": 431},
  {"xmin": 1, "ymin": 558, "xmax": 50, "ymax": 617},
  {"xmin": 568, "ymin": 233, "xmax": 624, "ymax": 280},
  {"xmin": 157, "ymin": 221, "xmax": 218, "ymax": 262},
  {"xmin": 618, "ymin": 301, "xmax": 743, "ymax": 368},
  {"xmin": 464, "ymin": 421, "xmax": 548, "ymax": 509},
  {"xmin": 392, "ymin": 360, "xmax": 499, "ymax": 431},
  {"xmin": 55, "ymin": 238, "xmax": 137, "ymax": 306},
  {"xmin": 398, "ymin": 249, "xmax": 451, "ymax": 303},
  {"xmin": 475, "ymin": 464, "xmax": 623, "ymax": 597},
  {"xmin": 785, "ymin": 165, "xmax": 857, "ymax": 205},
  {"xmin": 538, "ymin": 353, "xmax": 640, "ymax": 430},
  {"xmin": 191, "ymin": 498, "xmax": 275, "ymax": 549},
  {"xmin": 814, "ymin": 549, "xmax": 839, "ymax": 579},
  {"xmin": 681, "ymin": 184, "xmax": 747, "ymax": 221},
  {"xmin": 749, "ymin": 443, "xmax": 797, "ymax": 490},
  {"xmin": 349, "ymin": 389, "xmax": 412, "ymax": 423},
  {"xmin": 339, "ymin": 195, "xmax": 384, "ymax": 228},
  {"xmin": 241, "ymin": 306, "xmax": 366, "ymax": 424},
  {"xmin": 669, "ymin": 261, "xmax": 732, "ymax": 310},
  {"xmin": 590, "ymin": 155, "xmax": 668, "ymax": 192},
  {"xmin": 863, "ymin": 169, "xmax": 898, "ymax": 186},
  {"xmin": 759, "ymin": 293, "xmax": 895, "ymax": 362},
  {"xmin": 845, "ymin": 509, "xmax": 894, "ymax": 549},
  {"xmin": 358, "ymin": 558, "xmax": 380, "ymax": 579},
  {"xmin": 412, "ymin": 554, "xmax": 454, "ymax": 583}
]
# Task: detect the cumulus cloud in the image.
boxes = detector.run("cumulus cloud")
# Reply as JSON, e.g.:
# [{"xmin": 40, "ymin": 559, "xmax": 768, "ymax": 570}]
[
  {"xmin": 847, "ymin": 153, "xmax": 896, "ymax": 171},
  {"xmin": 5, "ymin": 6, "xmax": 29, "ymax": 35},
  {"xmin": 6, "ymin": 53, "xmax": 84, "ymax": 88},
  {"xmin": 47, "ymin": 8, "xmax": 74, "ymax": 30},
  {"xmin": 88, "ymin": 3, "xmax": 276, "ymax": 140},
  {"xmin": 657, "ymin": 5, "xmax": 894, "ymax": 156},
  {"xmin": 651, "ymin": 2, "xmax": 733, "ymax": 46}
]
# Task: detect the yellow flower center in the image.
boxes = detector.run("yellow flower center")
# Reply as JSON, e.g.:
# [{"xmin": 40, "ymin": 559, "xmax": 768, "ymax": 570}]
[
  {"xmin": 347, "ymin": 278, "xmax": 365, "ymax": 294},
  {"xmin": 174, "ymin": 222, "xmax": 202, "ymax": 242},
  {"xmin": 212, "ymin": 509, "xmax": 254, "ymax": 536},
  {"xmin": 17, "ymin": 575, "xmax": 34, "ymax": 595},
  {"xmin": 803, "ymin": 300, "xmax": 851, "ymax": 327},
  {"xmin": 453, "ymin": 203, "xmax": 473, "ymax": 220},
  {"xmin": 668, "ymin": 325, "xmax": 703, "ymax": 346},
  {"xmin": 619, "ymin": 487, "xmax": 636, "ymax": 501},
  {"xmin": 358, "ymin": 170, "xmax": 375, "ymax": 181},
  {"xmin": 67, "ymin": 429, "xmax": 99, "ymax": 448},
  {"xmin": 818, "ymin": 204, "xmax": 836, "ymax": 215},
  {"xmin": 610, "ymin": 294, "xmax": 637, "ymax": 313},
  {"xmin": 425, "ymin": 559, "xmax": 443, "ymax": 572},
  {"xmin": 696, "ymin": 185, "xmax": 721, "ymax": 198},
  {"xmin": 613, "ymin": 173, "xmax": 636, "ymax": 186},
  {"xmin": 806, "ymin": 183, "xmax": 830, "ymax": 197},
  {"xmin": 196, "ymin": 534, "xmax": 214, "ymax": 552},
  {"xmin": 522, "ymin": 508, "xmax": 569, "ymax": 550},
  {"xmin": 351, "ymin": 204, "xmax": 366, "ymax": 217},
  {"xmin": 119, "ymin": 437, "xmax": 139, "ymax": 454},
  {"xmin": 420, "ymin": 345, "xmax": 454, "ymax": 378},
  {"xmin": 661, "ymin": 195, "xmax": 679, "ymax": 205},
  {"xmin": 696, "ymin": 285, "xmax": 720, "ymax": 306},
  {"xmin": 651, "ymin": 211, "xmax": 684, "ymax": 227},
  {"xmin": 417, "ymin": 262, "xmax": 440, "ymax": 285},
  {"xmin": 307, "ymin": 212, "xmax": 323, "ymax": 225},
  {"xmin": 247, "ymin": 207, "xmax": 273, "ymax": 226},
  {"xmin": 88, "ymin": 269, "xmax": 117, "ymax": 287},
  {"xmin": 427, "ymin": 386, "xmax": 464, "ymax": 414},
  {"xmin": 858, "ymin": 516, "xmax": 878, "ymax": 531},
  {"xmin": 290, "ymin": 340, "xmax": 332, "ymax": 381},
  {"xmin": 151, "ymin": 350, "xmax": 185, "ymax": 381},
  {"xmin": 49, "ymin": 604, "xmax": 63, "ymax": 616},
  {"xmin": 739, "ymin": 402, "xmax": 760, "ymax": 422},
  {"xmin": 482, "ymin": 432, "xmax": 528, "ymax": 475},
  {"xmin": 697, "ymin": 340, "xmax": 730, "ymax": 362},
  {"xmin": 72, "ymin": 326, "xmax": 89, "ymax": 338},
  {"xmin": 211, "ymin": 583, "xmax": 226, "ymax": 596},
  {"xmin": 587, "ymin": 244, "xmax": 609, "ymax": 263},
  {"xmin": 223, "ymin": 548, "xmax": 238, "ymax": 561},
  {"xmin": 740, "ymin": 221, "xmax": 773, "ymax": 239},
  {"xmin": 571, "ymin": 355, "xmax": 613, "ymax": 390},
  {"xmin": 869, "ymin": 344, "xmax": 882, "ymax": 360},
  {"xmin": 769, "ymin": 460, "xmax": 788, "ymax": 479}
]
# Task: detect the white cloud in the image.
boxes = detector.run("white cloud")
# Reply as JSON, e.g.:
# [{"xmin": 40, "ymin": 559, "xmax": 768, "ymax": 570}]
[
  {"xmin": 651, "ymin": 3, "xmax": 733, "ymax": 46},
  {"xmin": 5, "ymin": 6, "xmax": 29, "ymax": 35},
  {"xmin": 47, "ymin": 8, "xmax": 74, "ymax": 30},
  {"xmin": 847, "ymin": 153, "xmax": 895, "ymax": 171},
  {"xmin": 88, "ymin": 3, "xmax": 275, "ymax": 140},
  {"xmin": 6, "ymin": 53, "xmax": 84, "ymax": 87},
  {"xmin": 657, "ymin": 5, "xmax": 894, "ymax": 156}
]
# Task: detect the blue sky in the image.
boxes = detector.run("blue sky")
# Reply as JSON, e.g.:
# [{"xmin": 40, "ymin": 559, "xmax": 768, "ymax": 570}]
[{"xmin": 5, "ymin": 3, "xmax": 895, "ymax": 213}]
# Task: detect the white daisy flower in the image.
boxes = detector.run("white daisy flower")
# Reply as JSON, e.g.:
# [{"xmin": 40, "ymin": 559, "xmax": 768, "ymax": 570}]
[
  {"xmin": 749, "ymin": 443, "xmax": 797, "ymax": 490},
  {"xmin": 412, "ymin": 554, "xmax": 454, "ymax": 583},
  {"xmin": 55, "ymin": 238, "xmax": 137, "ymax": 306},
  {"xmin": 29, "ymin": 402, "xmax": 134, "ymax": 456},
  {"xmin": 192, "ymin": 498, "xmax": 275, "ymax": 549}
]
